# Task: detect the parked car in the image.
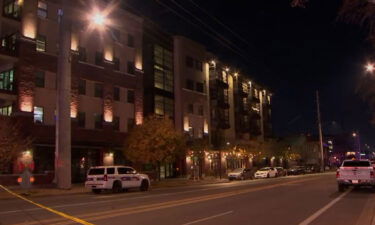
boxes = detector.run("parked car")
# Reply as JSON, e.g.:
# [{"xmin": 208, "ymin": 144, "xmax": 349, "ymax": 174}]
[
  {"xmin": 287, "ymin": 166, "xmax": 306, "ymax": 175},
  {"xmin": 227, "ymin": 168, "xmax": 253, "ymax": 180},
  {"xmin": 305, "ymin": 164, "xmax": 320, "ymax": 173},
  {"xmin": 275, "ymin": 167, "xmax": 287, "ymax": 176},
  {"xmin": 254, "ymin": 167, "xmax": 278, "ymax": 178},
  {"xmin": 85, "ymin": 166, "xmax": 150, "ymax": 194},
  {"xmin": 337, "ymin": 160, "xmax": 375, "ymax": 192}
]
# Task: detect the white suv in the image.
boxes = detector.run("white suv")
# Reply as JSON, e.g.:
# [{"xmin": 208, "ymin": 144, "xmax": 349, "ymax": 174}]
[{"xmin": 85, "ymin": 166, "xmax": 150, "ymax": 194}]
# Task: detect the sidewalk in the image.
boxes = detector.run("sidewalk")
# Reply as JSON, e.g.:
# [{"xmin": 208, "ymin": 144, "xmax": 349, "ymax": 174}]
[{"xmin": 0, "ymin": 177, "xmax": 229, "ymax": 200}]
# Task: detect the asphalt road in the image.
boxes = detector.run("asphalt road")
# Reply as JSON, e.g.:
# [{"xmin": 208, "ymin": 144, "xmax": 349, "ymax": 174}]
[{"xmin": 0, "ymin": 173, "xmax": 374, "ymax": 225}]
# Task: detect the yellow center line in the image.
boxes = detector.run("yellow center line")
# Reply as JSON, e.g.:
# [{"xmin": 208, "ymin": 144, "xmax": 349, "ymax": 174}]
[{"xmin": 0, "ymin": 185, "xmax": 94, "ymax": 225}]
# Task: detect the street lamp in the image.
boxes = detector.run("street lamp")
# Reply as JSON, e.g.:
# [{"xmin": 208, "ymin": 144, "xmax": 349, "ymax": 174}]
[
  {"xmin": 365, "ymin": 63, "xmax": 374, "ymax": 73},
  {"xmin": 92, "ymin": 13, "xmax": 105, "ymax": 26}
]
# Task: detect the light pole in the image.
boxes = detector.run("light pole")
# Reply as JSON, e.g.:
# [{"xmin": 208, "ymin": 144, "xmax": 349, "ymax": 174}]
[{"xmin": 55, "ymin": 2, "xmax": 107, "ymax": 189}]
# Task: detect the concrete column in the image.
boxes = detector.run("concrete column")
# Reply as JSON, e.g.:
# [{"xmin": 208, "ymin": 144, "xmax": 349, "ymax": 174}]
[{"xmin": 55, "ymin": 2, "xmax": 72, "ymax": 189}]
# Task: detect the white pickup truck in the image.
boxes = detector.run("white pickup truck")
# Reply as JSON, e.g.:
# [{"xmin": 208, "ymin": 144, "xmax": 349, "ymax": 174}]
[{"xmin": 336, "ymin": 160, "xmax": 375, "ymax": 192}]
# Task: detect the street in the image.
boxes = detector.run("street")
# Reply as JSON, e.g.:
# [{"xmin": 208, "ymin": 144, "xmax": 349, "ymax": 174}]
[{"xmin": 0, "ymin": 173, "xmax": 374, "ymax": 225}]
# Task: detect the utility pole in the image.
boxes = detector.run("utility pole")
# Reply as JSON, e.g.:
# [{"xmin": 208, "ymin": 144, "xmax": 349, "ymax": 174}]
[
  {"xmin": 316, "ymin": 91, "xmax": 324, "ymax": 172},
  {"xmin": 55, "ymin": 0, "xmax": 72, "ymax": 189}
]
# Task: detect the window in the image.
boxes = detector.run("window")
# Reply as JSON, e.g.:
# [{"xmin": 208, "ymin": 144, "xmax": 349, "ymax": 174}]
[
  {"xmin": 113, "ymin": 87, "xmax": 120, "ymax": 101},
  {"xmin": 195, "ymin": 60, "xmax": 203, "ymax": 71},
  {"xmin": 127, "ymin": 90, "xmax": 134, "ymax": 103},
  {"xmin": 78, "ymin": 79, "xmax": 86, "ymax": 95},
  {"xmin": 0, "ymin": 69, "xmax": 14, "ymax": 91},
  {"xmin": 106, "ymin": 168, "xmax": 115, "ymax": 174},
  {"xmin": 188, "ymin": 104, "xmax": 194, "ymax": 114},
  {"xmin": 127, "ymin": 61, "xmax": 135, "ymax": 75},
  {"xmin": 127, "ymin": 34, "xmax": 134, "ymax": 47},
  {"xmin": 78, "ymin": 112, "xmax": 85, "ymax": 128},
  {"xmin": 95, "ymin": 51, "xmax": 103, "ymax": 66},
  {"xmin": 254, "ymin": 89, "xmax": 259, "ymax": 98},
  {"xmin": 113, "ymin": 116, "xmax": 120, "ymax": 131},
  {"xmin": 33, "ymin": 106, "xmax": 44, "ymax": 123},
  {"xmin": 37, "ymin": 1, "xmax": 47, "ymax": 18},
  {"xmin": 1, "ymin": 33, "xmax": 17, "ymax": 52},
  {"xmin": 35, "ymin": 71, "xmax": 45, "ymax": 88},
  {"xmin": 110, "ymin": 28, "xmax": 121, "ymax": 42},
  {"xmin": 154, "ymin": 95, "xmax": 174, "ymax": 117},
  {"xmin": 3, "ymin": 0, "xmax": 21, "ymax": 20},
  {"xmin": 196, "ymin": 82, "xmax": 204, "ymax": 93},
  {"xmin": 94, "ymin": 83, "xmax": 103, "ymax": 98},
  {"xmin": 198, "ymin": 105, "xmax": 204, "ymax": 116},
  {"xmin": 186, "ymin": 56, "xmax": 194, "ymax": 68},
  {"xmin": 78, "ymin": 47, "xmax": 86, "ymax": 62},
  {"xmin": 113, "ymin": 57, "xmax": 120, "ymax": 71},
  {"xmin": 118, "ymin": 167, "xmax": 134, "ymax": 174},
  {"xmin": 127, "ymin": 118, "xmax": 135, "ymax": 131},
  {"xmin": 0, "ymin": 105, "xmax": 12, "ymax": 116},
  {"xmin": 186, "ymin": 79, "xmax": 194, "ymax": 90},
  {"xmin": 153, "ymin": 45, "xmax": 173, "ymax": 92},
  {"xmin": 94, "ymin": 114, "xmax": 103, "ymax": 129},
  {"xmin": 36, "ymin": 35, "xmax": 46, "ymax": 52}
]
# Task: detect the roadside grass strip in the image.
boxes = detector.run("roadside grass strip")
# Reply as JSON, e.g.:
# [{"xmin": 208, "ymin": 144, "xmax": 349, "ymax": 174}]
[
  {"xmin": 11, "ymin": 177, "xmax": 319, "ymax": 225},
  {"xmin": 0, "ymin": 185, "xmax": 94, "ymax": 225}
]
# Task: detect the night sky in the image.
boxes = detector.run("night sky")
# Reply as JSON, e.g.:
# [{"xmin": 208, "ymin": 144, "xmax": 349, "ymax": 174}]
[{"xmin": 126, "ymin": 0, "xmax": 375, "ymax": 145}]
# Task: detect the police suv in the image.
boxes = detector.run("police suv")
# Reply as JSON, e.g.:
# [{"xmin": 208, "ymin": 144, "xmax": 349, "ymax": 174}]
[{"xmin": 85, "ymin": 166, "xmax": 150, "ymax": 194}]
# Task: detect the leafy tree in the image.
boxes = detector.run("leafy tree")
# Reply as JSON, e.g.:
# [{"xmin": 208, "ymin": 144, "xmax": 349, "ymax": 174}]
[
  {"xmin": 0, "ymin": 116, "xmax": 33, "ymax": 173},
  {"xmin": 123, "ymin": 115, "xmax": 186, "ymax": 179}
]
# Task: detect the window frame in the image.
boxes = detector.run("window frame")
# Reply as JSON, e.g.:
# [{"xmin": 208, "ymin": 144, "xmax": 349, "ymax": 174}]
[
  {"xmin": 33, "ymin": 106, "xmax": 44, "ymax": 124},
  {"xmin": 36, "ymin": 34, "xmax": 46, "ymax": 52},
  {"xmin": 35, "ymin": 71, "xmax": 45, "ymax": 88},
  {"xmin": 37, "ymin": 0, "xmax": 47, "ymax": 19},
  {"xmin": 94, "ymin": 83, "xmax": 103, "ymax": 98}
]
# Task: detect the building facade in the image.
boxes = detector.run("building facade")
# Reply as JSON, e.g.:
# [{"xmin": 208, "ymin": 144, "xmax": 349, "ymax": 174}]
[{"xmin": 0, "ymin": 0, "xmax": 143, "ymax": 182}]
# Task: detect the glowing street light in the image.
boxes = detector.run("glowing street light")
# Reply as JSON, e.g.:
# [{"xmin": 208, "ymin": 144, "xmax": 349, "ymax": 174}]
[
  {"xmin": 352, "ymin": 132, "xmax": 357, "ymax": 137},
  {"xmin": 92, "ymin": 13, "xmax": 105, "ymax": 26},
  {"xmin": 365, "ymin": 63, "xmax": 374, "ymax": 73}
]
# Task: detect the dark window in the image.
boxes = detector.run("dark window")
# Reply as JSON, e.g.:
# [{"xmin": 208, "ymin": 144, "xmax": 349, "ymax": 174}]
[
  {"xmin": 78, "ymin": 47, "xmax": 86, "ymax": 62},
  {"xmin": 127, "ymin": 34, "xmax": 134, "ymax": 47},
  {"xmin": 88, "ymin": 168, "xmax": 104, "ymax": 175},
  {"xmin": 94, "ymin": 83, "xmax": 103, "ymax": 98},
  {"xmin": 127, "ymin": 61, "xmax": 135, "ymax": 75},
  {"xmin": 35, "ymin": 71, "xmax": 45, "ymax": 88},
  {"xmin": 78, "ymin": 112, "xmax": 85, "ymax": 128},
  {"xmin": 113, "ymin": 116, "xmax": 120, "ymax": 131},
  {"xmin": 188, "ymin": 104, "xmax": 194, "ymax": 114},
  {"xmin": 195, "ymin": 60, "xmax": 203, "ymax": 71},
  {"xmin": 0, "ymin": 69, "xmax": 14, "ymax": 91},
  {"xmin": 196, "ymin": 82, "xmax": 204, "ymax": 93},
  {"xmin": 342, "ymin": 161, "xmax": 371, "ymax": 167},
  {"xmin": 37, "ymin": 1, "xmax": 47, "ymax": 18},
  {"xmin": 127, "ymin": 118, "xmax": 135, "ymax": 131},
  {"xmin": 110, "ymin": 28, "xmax": 121, "ymax": 42},
  {"xmin": 113, "ymin": 87, "xmax": 120, "ymax": 101},
  {"xmin": 118, "ymin": 167, "xmax": 134, "ymax": 174},
  {"xmin": 127, "ymin": 90, "xmax": 134, "ymax": 103},
  {"xmin": 95, "ymin": 51, "xmax": 103, "ymax": 66},
  {"xmin": 198, "ymin": 105, "xmax": 204, "ymax": 116},
  {"xmin": 1, "ymin": 33, "xmax": 17, "ymax": 52},
  {"xmin": 113, "ymin": 57, "xmax": 120, "ymax": 71},
  {"xmin": 94, "ymin": 114, "xmax": 103, "ymax": 129},
  {"xmin": 36, "ymin": 35, "xmax": 46, "ymax": 52},
  {"xmin": 106, "ymin": 168, "xmax": 115, "ymax": 174},
  {"xmin": 186, "ymin": 79, "xmax": 194, "ymax": 90},
  {"xmin": 3, "ymin": 0, "xmax": 21, "ymax": 20},
  {"xmin": 186, "ymin": 56, "xmax": 194, "ymax": 68},
  {"xmin": 78, "ymin": 79, "xmax": 86, "ymax": 95}
]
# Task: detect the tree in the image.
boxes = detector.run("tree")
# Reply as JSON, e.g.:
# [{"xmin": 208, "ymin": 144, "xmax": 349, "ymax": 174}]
[
  {"xmin": 0, "ymin": 116, "xmax": 33, "ymax": 173},
  {"xmin": 124, "ymin": 115, "xmax": 186, "ymax": 179}
]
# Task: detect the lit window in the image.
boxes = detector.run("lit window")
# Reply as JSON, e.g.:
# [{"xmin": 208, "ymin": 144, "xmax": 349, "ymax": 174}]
[
  {"xmin": 153, "ymin": 45, "xmax": 173, "ymax": 92},
  {"xmin": 36, "ymin": 35, "xmax": 46, "ymax": 52},
  {"xmin": 33, "ymin": 106, "xmax": 44, "ymax": 123},
  {"xmin": 0, "ymin": 105, "xmax": 12, "ymax": 116},
  {"xmin": 37, "ymin": 1, "xmax": 47, "ymax": 19},
  {"xmin": 154, "ymin": 95, "xmax": 173, "ymax": 117},
  {"xmin": 0, "ymin": 69, "xmax": 14, "ymax": 91},
  {"xmin": 3, "ymin": 0, "xmax": 21, "ymax": 20}
]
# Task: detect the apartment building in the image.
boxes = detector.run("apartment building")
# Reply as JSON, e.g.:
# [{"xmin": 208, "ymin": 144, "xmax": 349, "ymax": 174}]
[{"xmin": 0, "ymin": 0, "xmax": 143, "ymax": 181}]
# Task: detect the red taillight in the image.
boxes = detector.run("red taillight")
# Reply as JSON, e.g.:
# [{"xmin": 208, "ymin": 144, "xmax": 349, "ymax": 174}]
[
  {"xmin": 371, "ymin": 171, "xmax": 374, "ymax": 178},
  {"xmin": 104, "ymin": 174, "xmax": 108, "ymax": 181},
  {"xmin": 336, "ymin": 170, "xmax": 340, "ymax": 178}
]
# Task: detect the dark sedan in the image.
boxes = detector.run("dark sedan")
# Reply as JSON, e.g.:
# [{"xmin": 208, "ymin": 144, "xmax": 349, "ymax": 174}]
[{"xmin": 287, "ymin": 166, "xmax": 306, "ymax": 175}]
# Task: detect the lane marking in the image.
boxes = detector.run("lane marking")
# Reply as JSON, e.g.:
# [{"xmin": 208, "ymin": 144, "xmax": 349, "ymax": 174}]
[
  {"xmin": 14, "ymin": 177, "xmax": 320, "ymax": 225},
  {"xmin": 298, "ymin": 189, "xmax": 350, "ymax": 225},
  {"xmin": 181, "ymin": 211, "xmax": 233, "ymax": 225},
  {"xmin": 0, "ymin": 185, "xmax": 94, "ymax": 225}
]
